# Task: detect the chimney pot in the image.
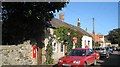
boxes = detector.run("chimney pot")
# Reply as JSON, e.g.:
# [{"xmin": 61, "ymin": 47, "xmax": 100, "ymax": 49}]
[
  {"xmin": 77, "ymin": 18, "xmax": 80, "ymax": 28},
  {"xmin": 59, "ymin": 13, "xmax": 64, "ymax": 21}
]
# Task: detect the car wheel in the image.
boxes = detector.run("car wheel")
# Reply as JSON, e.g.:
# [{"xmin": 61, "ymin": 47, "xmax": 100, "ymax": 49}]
[
  {"xmin": 93, "ymin": 59, "xmax": 97, "ymax": 65},
  {"xmin": 106, "ymin": 54, "xmax": 109, "ymax": 58},
  {"xmin": 84, "ymin": 62, "xmax": 87, "ymax": 67}
]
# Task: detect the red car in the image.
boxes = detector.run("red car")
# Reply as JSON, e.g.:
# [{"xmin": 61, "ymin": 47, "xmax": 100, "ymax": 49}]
[
  {"xmin": 95, "ymin": 52, "xmax": 100, "ymax": 60},
  {"xmin": 58, "ymin": 48, "xmax": 97, "ymax": 67}
]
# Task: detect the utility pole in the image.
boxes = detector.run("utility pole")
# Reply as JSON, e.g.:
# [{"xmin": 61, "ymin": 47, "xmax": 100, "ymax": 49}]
[
  {"xmin": 92, "ymin": 18, "xmax": 95, "ymax": 34},
  {"xmin": 92, "ymin": 18, "xmax": 95, "ymax": 48}
]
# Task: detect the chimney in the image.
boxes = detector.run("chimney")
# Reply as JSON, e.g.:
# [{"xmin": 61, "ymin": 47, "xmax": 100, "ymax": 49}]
[
  {"xmin": 59, "ymin": 13, "xmax": 64, "ymax": 21},
  {"xmin": 85, "ymin": 27, "xmax": 88, "ymax": 32},
  {"xmin": 77, "ymin": 18, "xmax": 80, "ymax": 28}
]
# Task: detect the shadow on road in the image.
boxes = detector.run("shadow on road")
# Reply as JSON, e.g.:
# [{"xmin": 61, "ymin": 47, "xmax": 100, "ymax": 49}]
[
  {"xmin": 52, "ymin": 64, "xmax": 58, "ymax": 67},
  {"xmin": 97, "ymin": 51, "xmax": 120, "ymax": 67}
]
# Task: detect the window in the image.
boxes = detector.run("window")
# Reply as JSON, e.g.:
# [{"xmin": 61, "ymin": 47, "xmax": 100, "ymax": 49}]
[
  {"xmin": 67, "ymin": 49, "xmax": 86, "ymax": 56},
  {"xmin": 88, "ymin": 41, "xmax": 90, "ymax": 45},
  {"xmin": 88, "ymin": 49, "xmax": 94, "ymax": 54},
  {"xmin": 84, "ymin": 40, "xmax": 86, "ymax": 45},
  {"xmin": 52, "ymin": 43, "xmax": 57, "ymax": 52},
  {"xmin": 61, "ymin": 44, "xmax": 64, "ymax": 52}
]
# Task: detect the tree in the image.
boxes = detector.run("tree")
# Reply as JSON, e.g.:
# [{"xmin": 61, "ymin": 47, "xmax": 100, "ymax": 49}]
[
  {"xmin": 2, "ymin": 2, "xmax": 69, "ymax": 45},
  {"xmin": 105, "ymin": 28, "xmax": 120, "ymax": 46},
  {"xmin": 2, "ymin": 2, "xmax": 69, "ymax": 64}
]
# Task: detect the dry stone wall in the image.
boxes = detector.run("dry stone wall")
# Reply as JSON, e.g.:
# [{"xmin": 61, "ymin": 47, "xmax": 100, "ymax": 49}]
[{"xmin": 0, "ymin": 41, "xmax": 35, "ymax": 67}]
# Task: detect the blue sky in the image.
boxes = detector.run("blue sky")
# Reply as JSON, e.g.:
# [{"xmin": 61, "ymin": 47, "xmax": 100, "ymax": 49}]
[{"xmin": 54, "ymin": 2, "xmax": 118, "ymax": 35}]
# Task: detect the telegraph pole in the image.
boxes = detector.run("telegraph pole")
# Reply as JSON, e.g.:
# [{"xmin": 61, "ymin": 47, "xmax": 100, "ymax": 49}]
[
  {"xmin": 92, "ymin": 17, "xmax": 95, "ymax": 48},
  {"xmin": 93, "ymin": 18, "xmax": 95, "ymax": 34}
]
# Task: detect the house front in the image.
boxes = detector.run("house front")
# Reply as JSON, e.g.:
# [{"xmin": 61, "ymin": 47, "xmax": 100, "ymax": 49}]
[
  {"xmin": 42, "ymin": 13, "xmax": 93, "ymax": 64},
  {"xmin": 82, "ymin": 35, "xmax": 92, "ymax": 49},
  {"xmin": 104, "ymin": 37, "xmax": 111, "ymax": 47},
  {"xmin": 90, "ymin": 33, "xmax": 111, "ymax": 48}
]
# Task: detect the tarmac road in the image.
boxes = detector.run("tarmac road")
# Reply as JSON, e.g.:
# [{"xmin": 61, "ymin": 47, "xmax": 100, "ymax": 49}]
[
  {"xmin": 97, "ymin": 51, "xmax": 120, "ymax": 66},
  {"xmin": 53, "ymin": 51, "xmax": 120, "ymax": 67}
]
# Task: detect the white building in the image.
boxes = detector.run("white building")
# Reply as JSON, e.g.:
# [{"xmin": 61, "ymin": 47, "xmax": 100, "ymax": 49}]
[{"xmin": 82, "ymin": 35, "xmax": 92, "ymax": 49}]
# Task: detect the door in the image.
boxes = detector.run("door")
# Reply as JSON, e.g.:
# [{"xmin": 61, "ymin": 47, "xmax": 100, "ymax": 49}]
[
  {"xmin": 89, "ymin": 49, "xmax": 95, "ymax": 63},
  {"xmin": 86, "ymin": 49, "xmax": 95, "ymax": 65}
]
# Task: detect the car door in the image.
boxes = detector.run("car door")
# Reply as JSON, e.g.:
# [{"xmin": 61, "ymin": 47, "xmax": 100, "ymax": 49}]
[
  {"xmin": 86, "ymin": 49, "xmax": 91, "ymax": 65},
  {"xmin": 86, "ymin": 49, "xmax": 95, "ymax": 65},
  {"xmin": 89, "ymin": 49, "xmax": 96, "ymax": 64}
]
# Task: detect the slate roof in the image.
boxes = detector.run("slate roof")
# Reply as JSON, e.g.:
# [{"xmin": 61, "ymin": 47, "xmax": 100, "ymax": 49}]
[{"xmin": 50, "ymin": 18, "xmax": 91, "ymax": 37}]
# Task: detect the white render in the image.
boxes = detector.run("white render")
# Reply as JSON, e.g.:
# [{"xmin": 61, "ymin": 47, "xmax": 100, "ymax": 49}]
[
  {"xmin": 82, "ymin": 36, "xmax": 92, "ymax": 49},
  {"xmin": 99, "ymin": 35, "xmax": 105, "ymax": 47}
]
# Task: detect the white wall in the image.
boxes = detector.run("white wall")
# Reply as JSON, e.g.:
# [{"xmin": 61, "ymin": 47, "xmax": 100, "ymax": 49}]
[
  {"xmin": 82, "ymin": 36, "xmax": 92, "ymax": 49},
  {"xmin": 99, "ymin": 36, "xmax": 106, "ymax": 47},
  {"xmin": 105, "ymin": 42, "xmax": 111, "ymax": 46}
]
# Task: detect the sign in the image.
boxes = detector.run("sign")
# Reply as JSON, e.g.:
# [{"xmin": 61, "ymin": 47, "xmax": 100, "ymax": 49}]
[
  {"xmin": 32, "ymin": 45, "xmax": 37, "ymax": 58},
  {"xmin": 73, "ymin": 37, "xmax": 77, "ymax": 44},
  {"xmin": 74, "ymin": 39, "xmax": 77, "ymax": 44}
]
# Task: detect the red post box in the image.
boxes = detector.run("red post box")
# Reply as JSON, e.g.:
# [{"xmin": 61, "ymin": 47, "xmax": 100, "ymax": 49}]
[{"xmin": 32, "ymin": 45, "xmax": 37, "ymax": 58}]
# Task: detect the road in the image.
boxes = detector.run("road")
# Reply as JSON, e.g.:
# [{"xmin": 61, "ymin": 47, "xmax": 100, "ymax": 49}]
[
  {"xmin": 53, "ymin": 51, "xmax": 120, "ymax": 67},
  {"xmin": 96, "ymin": 51, "xmax": 120, "ymax": 66}
]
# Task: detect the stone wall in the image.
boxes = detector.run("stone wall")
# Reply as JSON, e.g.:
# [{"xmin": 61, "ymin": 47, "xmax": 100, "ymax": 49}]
[{"xmin": 0, "ymin": 41, "xmax": 35, "ymax": 67}]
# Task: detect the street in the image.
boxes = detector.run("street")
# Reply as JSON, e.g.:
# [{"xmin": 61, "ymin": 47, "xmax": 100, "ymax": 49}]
[
  {"xmin": 53, "ymin": 51, "xmax": 120, "ymax": 67},
  {"xmin": 97, "ymin": 51, "xmax": 120, "ymax": 66},
  {"xmin": 1, "ymin": 2, "xmax": 120, "ymax": 67},
  {"xmin": 1, "ymin": 51, "xmax": 120, "ymax": 67}
]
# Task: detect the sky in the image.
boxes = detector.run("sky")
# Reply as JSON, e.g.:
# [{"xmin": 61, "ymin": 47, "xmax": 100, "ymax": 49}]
[{"xmin": 54, "ymin": 2, "xmax": 118, "ymax": 35}]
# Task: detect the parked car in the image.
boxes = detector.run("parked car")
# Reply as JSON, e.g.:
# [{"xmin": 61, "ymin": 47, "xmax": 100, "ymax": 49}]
[
  {"xmin": 105, "ymin": 47, "xmax": 113, "ymax": 54},
  {"xmin": 110, "ymin": 47, "xmax": 114, "ymax": 52},
  {"xmin": 58, "ymin": 48, "xmax": 97, "ymax": 67},
  {"xmin": 116, "ymin": 47, "xmax": 120, "ymax": 51},
  {"xmin": 113, "ymin": 47, "xmax": 117, "ymax": 51},
  {"xmin": 94, "ymin": 47, "xmax": 110, "ymax": 58}
]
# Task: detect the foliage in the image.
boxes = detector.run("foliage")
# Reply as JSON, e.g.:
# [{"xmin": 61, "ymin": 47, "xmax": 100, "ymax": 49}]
[
  {"xmin": 54, "ymin": 26, "xmax": 82, "ymax": 52},
  {"xmin": 74, "ymin": 29, "xmax": 82, "ymax": 48},
  {"xmin": 107, "ymin": 44, "xmax": 111, "ymax": 47},
  {"xmin": 95, "ymin": 42, "xmax": 101, "ymax": 47},
  {"xmin": 46, "ymin": 58, "xmax": 54, "ymax": 64},
  {"xmin": 45, "ymin": 37, "xmax": 54, "ymax": 64},
  {"xmin": 2, "ymin": 2, "xmax": 69, "ymax": 46},
  {"xmin": 105, "ymin": 28, "xmax": 120, "ymax": 46}
]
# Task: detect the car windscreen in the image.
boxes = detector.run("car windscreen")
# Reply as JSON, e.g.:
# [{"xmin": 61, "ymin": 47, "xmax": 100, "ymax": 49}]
[{"xmin": 67, "ymin": 49, "xmax": 86, "ymax": 56}]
